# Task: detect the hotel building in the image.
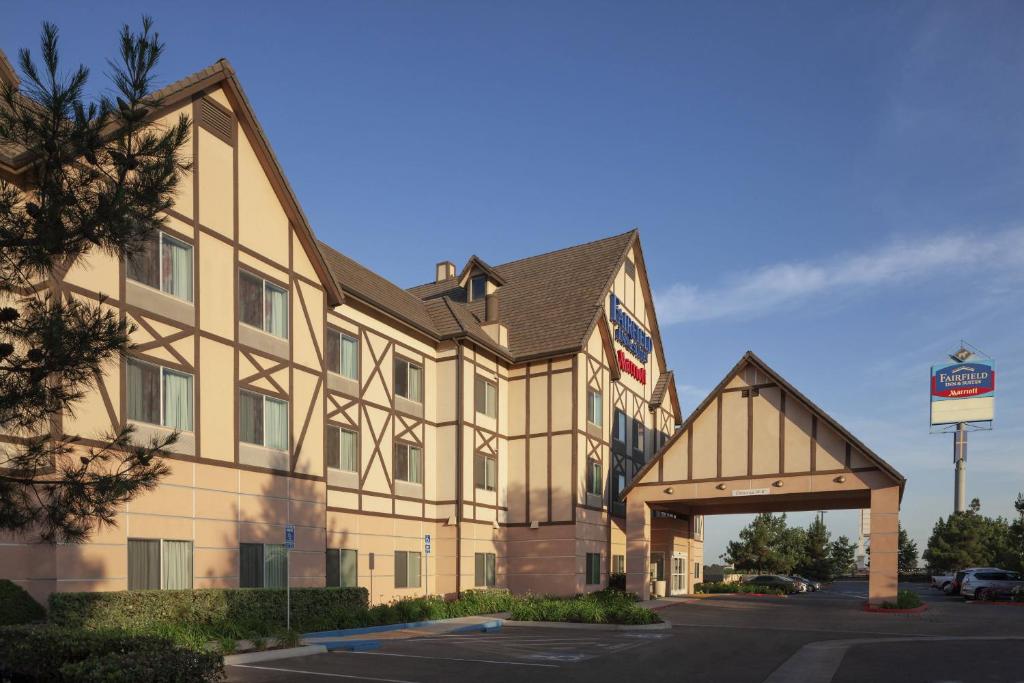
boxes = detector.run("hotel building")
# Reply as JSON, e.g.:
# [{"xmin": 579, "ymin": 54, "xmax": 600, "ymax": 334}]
[{"xmin": 0, "ymin": 54, "xmax": 702, "ymax": 604}]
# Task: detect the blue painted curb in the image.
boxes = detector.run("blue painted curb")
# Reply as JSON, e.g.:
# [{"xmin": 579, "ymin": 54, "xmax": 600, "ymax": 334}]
[
  {"xmin": 320, "ymin": 639, "xmax": 381, "ymax": 652},
  {"xmin": 304, "ymin": 617, "xmax": 503, "ymax": 644}
]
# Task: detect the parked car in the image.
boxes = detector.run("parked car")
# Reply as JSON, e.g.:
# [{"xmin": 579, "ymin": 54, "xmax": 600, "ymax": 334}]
[
  {"xmin": 791, "ymin": 574, "xmax": 821, "ymax": 591},
  {"xmin": 947, "ymin": 567, "xmax": 1004, "ymax": 595},
  {"xmin": 744, "ymin": 575, "xmax": 803, "ymax": 592},
  {"xmin": 931, "ymin": 573, "xmax": 954, "ymax": 592},
  {"xmin": 960, "ymin": 570, "xmax": 1024, "ymax": 601}
]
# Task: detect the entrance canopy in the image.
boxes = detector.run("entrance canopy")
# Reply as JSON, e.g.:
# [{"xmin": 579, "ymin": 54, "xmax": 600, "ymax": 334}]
[{"xmin": 622, "ymin": 352, "xmax": 906, "ymax": 604}]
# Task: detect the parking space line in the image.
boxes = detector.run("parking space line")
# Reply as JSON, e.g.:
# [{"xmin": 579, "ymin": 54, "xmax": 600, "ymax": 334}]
[
  {"xmin": 343, "ymin": 651, "xmax": 559, "ymax": 668},
  {"xmin": 228, "ymin": 664, "xmax": 421, "ymax": 682}
]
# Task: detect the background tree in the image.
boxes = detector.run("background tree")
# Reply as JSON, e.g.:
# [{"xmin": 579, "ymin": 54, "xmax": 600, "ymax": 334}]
[
  {"xmin": 795, "ymin": 516, "xmax": 833, "ymax": 581},
  {"xmin": 829, "ymin": 535, "xmax": 856, "ymax": 578},
  {"xmin": 0, "ymin": 19, "xmax": 190, "ymax": 542},
  {"xmin": 923, "ymin": 498, "xmax": 1016, "ymax": 572},
  {"xmin": 898, "ymin": 524, "xmax": 918, "ymax": 574},
  {"xmin": 722, "ymin": 513, "xmax": 806, "ymax": 574}
]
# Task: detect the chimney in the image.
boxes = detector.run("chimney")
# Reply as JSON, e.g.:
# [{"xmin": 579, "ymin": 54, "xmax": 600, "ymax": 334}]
[
  {"xmin": 435, "ymin": 261, "xmax": 455, "ymax": 283},
  {"xmin": 484, "ymin": 293, "xmax": 499, "ymax": 322}
]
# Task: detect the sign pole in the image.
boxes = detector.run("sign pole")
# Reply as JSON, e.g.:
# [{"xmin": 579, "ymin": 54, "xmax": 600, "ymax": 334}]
[
  {"xmin": 954, "ymin": 423, "xmax": 967, "ymax": 513},
  {"xmin": 284, "ymin": 524, "xmax": 295, "ymax": 633}
]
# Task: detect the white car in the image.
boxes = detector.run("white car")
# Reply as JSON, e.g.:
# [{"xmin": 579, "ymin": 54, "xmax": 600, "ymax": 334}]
[{"xmin": 960, "ymin": 570, "xmax": 1024, "ymax": 601}]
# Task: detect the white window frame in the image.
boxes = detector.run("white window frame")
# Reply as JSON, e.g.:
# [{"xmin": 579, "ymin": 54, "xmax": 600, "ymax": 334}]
[
  {"xmin": 394, "ymin": 442, "xmax": 423, "ymax": 484},
  {"xmin": 239, "ymin": 269, "xmax": 289, "ymax": 339},
  {"xmin": 239, "ymin": 389, "xmax": 289, "ymax": 450},
  {"xmin": 586, "ymin": 458, "xmax": 603, "ymax": 496},
  {"xmin": 474, "ymin": 452, "xmax": 497, "ymax": 491},
  {"xmin": 475, "ymin": 375, "xmax": 497, "ymax": 418},
  {"xmin": 127, "ymin": 230, "xmax": 194, "ymax": 302},
  {"xmin": 126, "ymin": 357, "xmax": 194, "ymax": 432},
  {"xmin": 394, "ymin": 357, "xmax": 423, "ymax": 403},
  {"xmin": 127, "ymin": 538, "xmax": 194, "ymax": 590},
  {"xmin": 327, "ymin": 424, "xmax": 359, "ymax": 472},
  {"xmin": 587, "ymin": 390, "xmax": 603, "ymax": 428},
  {"xmin": 327, "ymin": 328, "xmax": 359, "ymax": 380}
]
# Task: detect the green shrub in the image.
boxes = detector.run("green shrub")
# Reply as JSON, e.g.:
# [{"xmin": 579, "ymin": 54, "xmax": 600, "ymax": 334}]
[
  {"xmin": 0, "ymin": 579, "xmax": 46, "ymax": 625},
  {"xmin": 507, "ymin": 591, "xmax": 660, "ymax": 625},
  {"xmin": 880, "ymin": 589, "xmax": 923, "ymax": 610},
  {"xmin": 608, "ymin": 572, "xmax": 627, "ymax": 591},
  {"xmin": 694, "ymin": 581, "xmax": 791, "ymax": 595},
  {"xmin": 0, "ymin": 625, "xmax": 223, "ymax": 682},
  {"xmin": 48, "ymin": 586, "xmax": 368, "ymax": 639}
]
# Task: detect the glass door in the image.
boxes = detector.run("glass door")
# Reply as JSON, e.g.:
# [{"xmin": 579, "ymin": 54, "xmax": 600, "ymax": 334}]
[{"xmin": 671, "ymin": 554, "xmax": 687, "ymax": 595}]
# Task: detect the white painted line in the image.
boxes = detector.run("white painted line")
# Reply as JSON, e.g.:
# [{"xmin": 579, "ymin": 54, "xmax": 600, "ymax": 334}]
[
  {"xmin": 343, "ymin": 651, "xmax": 559, "ymax": 668},
  {"xmin": 228, "ymin": 663, "xmax": 421, "ymax": 682}
]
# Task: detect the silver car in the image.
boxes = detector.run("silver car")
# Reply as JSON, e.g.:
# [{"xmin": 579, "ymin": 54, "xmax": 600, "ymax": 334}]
[{"xmin": 960, "ymin": 569, "xmax": 1024, "ymax": 600}]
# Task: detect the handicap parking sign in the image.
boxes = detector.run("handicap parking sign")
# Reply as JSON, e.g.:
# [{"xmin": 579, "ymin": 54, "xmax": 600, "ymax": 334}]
[{"xmin": 284, "ymin": 524, "xmax": 295, "ymax": 549}]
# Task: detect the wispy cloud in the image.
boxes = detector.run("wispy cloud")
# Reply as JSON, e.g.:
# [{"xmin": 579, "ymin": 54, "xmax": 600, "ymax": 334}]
[{"xmin": 655, "ymin": 227, "xmax": 1024, "ymax": 324}]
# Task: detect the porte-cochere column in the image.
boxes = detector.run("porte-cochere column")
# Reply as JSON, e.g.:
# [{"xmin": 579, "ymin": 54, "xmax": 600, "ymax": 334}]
[
  {"xmin": 868, "ymin": 485, "xmax": 900, "ymax": 606},
  {"xmin": 626, "ymin": 497, "xmax": 651, "ymax": 600}
]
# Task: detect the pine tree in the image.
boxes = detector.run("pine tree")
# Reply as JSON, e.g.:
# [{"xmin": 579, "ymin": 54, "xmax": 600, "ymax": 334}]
[
  {"xmin": 0, "ymin": 18, "xmax": 190, "ymax": 542},
  {"xmin": 829, "ymin": 535, "xmax": 856, "ymax": 578},
  {"xmin": 796, "ymin": 516, "xmax": 833, "ymax": 581},
  {"xmin": 898, "ymin": 524, "xmax": 918, "ymax": 574}
]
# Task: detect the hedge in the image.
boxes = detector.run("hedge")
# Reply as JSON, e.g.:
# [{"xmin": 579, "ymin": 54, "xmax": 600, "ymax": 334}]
[
  {"xmin": 0, "ymin": 579, "xmax": 46, "ymax": 626},
  {"xmin": 0, "ymin": 625, "xmax": 223, "ymax": 682},
  {"xmin": 49, "ymin": 586, "xmax": 369, "ymax": 636},
  {"xmin": 694, "ymin": 581, "xmax": 792, "ymax": 595}
]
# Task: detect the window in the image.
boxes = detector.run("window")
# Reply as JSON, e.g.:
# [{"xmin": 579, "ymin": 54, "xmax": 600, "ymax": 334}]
[
  {"xmin": 586, "ymin": 390, "xmax": 603, "ymax": 428},
  {"xmin": 613, "ymin": 410, "xmax": 627, "ymax": 444},
  {"xmin": 694, "ymin": 562, "xmax": 700, "ymax": 579},
  {"xmin": 469, "ymin": 275, "xmax": 487, "ymax": 301},
  {"xmin": 475, "ymin": 376, "xmax": 497, "ymax": 418},
  {"xmin": 326, "ymin": 330, "xmax": 358, "ymax": 380},
  {"xmin": 394, "ymin": 442, "xmax": 423, "ymax": 484},
  {"xmin": 394, "ymin": 357, "xmax": 423, "ymax": 402},
  {"xmin": 586, "ymin": 459, "xmax": 603, "ymax": 496},
  {"xmin": 127, "ymin": 230, "xmax": 193, "ymax": 302},
  {"xmin": 240, "ymin": 543, "xmax": 288, "ymax": 588},
  {"xmin": 474, "ymin": 453, "xmax": 497, "ymax": 491},
  {"xmin": 327, "ymin": 549, "xmax": 358, "ymax": 588},
  {"xmin": 624, "ymin": 258, "xmax": 635, "ymax": 280},
  {"xmin": 632, "ymin": 420, "xmax": 645, "ymax": 452},
  {"xmin": 127, "ymin": 539, "xmax": 193, "ymax": 590},
  {"xmin": 585, "ymin": 552, "xmax": 601, "ymax": 585},
  {"xmin": 474, "ymin": 553, "xmax": 496, "ymax": 587},
  {"xmin": 239, "ymin": 390, "xmax": 288, "ymax": 451},
  {"xmin": 239, "ymin": 270, "xmax": 288, "ymax": 338},
  {"xmin": 394, "ymin": 550, "xmax": 421, "ymax": 588},
  {"xmin": 126, "ymin": 358, "xmax": 193, "ymax": 431},
  {"xmin": 326, "ymin": 426, "xmax": 358, "ymax": 472},
  {"xmin": 612, "ymin": 471, "xmax": 626, "ymax": 500},
  {"xmin": 612, "ymin": 554, "xmax": 625, "ymax": 575}
]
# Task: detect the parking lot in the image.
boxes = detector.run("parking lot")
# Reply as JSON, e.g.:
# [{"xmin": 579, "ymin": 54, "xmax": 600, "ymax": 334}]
[{"xmin": 227, "ymin": 583, "xmax": 1024, "ymax": 683}]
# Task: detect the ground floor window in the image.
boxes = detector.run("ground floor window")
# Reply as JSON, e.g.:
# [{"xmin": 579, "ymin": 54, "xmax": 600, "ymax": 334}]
[
  {"xmin": 128, "ymin": 539, "xmax": 193, "ymax": 590},
  {"xmin": 694, "ymin": 562, "xmax": 700, "ymax": 579},
  {"xmin": 395, "ymin": 550, "xmax": 421, "ymax": 589},
  {"xmin": 474, "ymin": 553, "xmax": 496, "ymax": 587},
  {"xmin": 327, "ymin": 549, "xmax": 358, "ymax": 588},
  {"xmin": 612, "ymin": 554, "xmax": 625, "ymax": 575},
  {"xmin": 585, "ymin": 552, "xmax": 601, "ymax": 585},
  {"xmin": 240, "ymin": 543, "xmax": 288, "ymax": 588}
]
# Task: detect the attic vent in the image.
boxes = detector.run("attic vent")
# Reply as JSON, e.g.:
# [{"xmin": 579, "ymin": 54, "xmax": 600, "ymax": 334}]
[
  {"xmin": 198, "ymin": 97, "xmax": 235, "ymax": 145},
  {"xmin": 624, "ymin": 258, "xmax": 635, "ymax": 279}
]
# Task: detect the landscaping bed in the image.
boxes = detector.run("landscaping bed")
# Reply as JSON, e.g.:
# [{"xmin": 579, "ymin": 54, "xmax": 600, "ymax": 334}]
[{"xmin": 693, "ymin": 581, "xmax": 793, "ymax": 596}]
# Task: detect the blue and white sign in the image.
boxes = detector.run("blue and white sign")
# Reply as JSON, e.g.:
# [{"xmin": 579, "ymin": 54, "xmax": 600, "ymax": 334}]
[
  {"xmin": 930, "ymin": 359, "xmax": 995, "ymax": 425},
  {"xmin": 609, "ymin": 294, "xmax": 652, "ymax": 363},
  {"xmin": 424, "ymin": 533, "xmax": 431, "ymax": 556},
  {"xmin": 284, "ymin": 524, "xmax": 295, "ymax": 550}
]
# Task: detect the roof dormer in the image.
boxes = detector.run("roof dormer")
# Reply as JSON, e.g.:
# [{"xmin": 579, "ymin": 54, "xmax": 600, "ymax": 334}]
[{"xmin": 458, "ymin": 255, "xmax": 505, "ymax": 302}]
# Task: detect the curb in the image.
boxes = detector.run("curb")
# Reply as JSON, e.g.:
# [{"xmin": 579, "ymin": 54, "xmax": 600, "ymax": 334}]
[
  {"xmin": 224, "ymin": 645, "xmax": 327, "ymax": 665},
  {"xmin": 862, "ymin": 602, "xmax": 928, "ymax": 614},
  {"xmin": 304, "ymin": 617, "xmax": 503, "ymax": 652},
  {"xmin": 502, "ymin": 619, "xmax": 671, "ymax": 631}
]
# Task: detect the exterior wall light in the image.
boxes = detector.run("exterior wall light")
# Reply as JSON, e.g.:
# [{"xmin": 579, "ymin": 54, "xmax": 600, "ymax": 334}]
[
  {"xmin": 834, "ymin": 475, "xmax": 847, "ymax": 484},
  {"xmin": 715, "ymin": 483, "xmax": 726, "ymax": 490},
  {"xmin": 772, "ymin": 480, "xmax": 784, "ymax": 488},
  {"xmin": 665, "ymin": 487, "xmax": 674, "ymax": 494}
]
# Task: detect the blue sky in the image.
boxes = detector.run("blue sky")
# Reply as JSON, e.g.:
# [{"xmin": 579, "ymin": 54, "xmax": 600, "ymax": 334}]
[{"xmin": 4, "ymin": 1, "xmax": 1022, "ymax": 562}]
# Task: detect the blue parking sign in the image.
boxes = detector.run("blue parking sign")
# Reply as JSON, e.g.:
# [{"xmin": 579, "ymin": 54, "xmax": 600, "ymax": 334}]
[{"xmin": 285, "ymin": 524, "xmax": 295, "ymax": 549}]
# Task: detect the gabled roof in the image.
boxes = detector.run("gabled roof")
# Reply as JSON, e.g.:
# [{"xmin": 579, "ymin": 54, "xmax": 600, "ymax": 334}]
[
  {"xmin": 409, "ymin": 230, "xmax": 638, "ymax": 361},
  {"xmin": 0, "ymin": 52, "xmax": 343, "ymax": 307},
  {"xmin": 649, "ymin": 370, "xmax": 682, "ymax": 423},
  {"xmin": 457, "ymin": 255, "xmax": 506, "ymax": 288},
  {"xmin": 0, "ymin": 49, "xmax": 18, "ymax": 87},
  {"xmin": 622, "ymin": 351, "xmax": 906, "ymax": 498}
]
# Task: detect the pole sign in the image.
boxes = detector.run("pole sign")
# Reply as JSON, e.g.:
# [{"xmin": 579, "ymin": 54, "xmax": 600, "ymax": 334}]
[
  {"xmin": 609, "ymin": 294, "xmax": 651, "ymax": 385},
  {"xmin": 930, "ymin": 359, "xmax": 995, "ymax": 425},
  {"xmin": 424, "ymin": 533, "xmax": 431, "ymax": 555},
  {"xmin": 284, "ymin": 524, "xmax": 295, "ymax": 549}
]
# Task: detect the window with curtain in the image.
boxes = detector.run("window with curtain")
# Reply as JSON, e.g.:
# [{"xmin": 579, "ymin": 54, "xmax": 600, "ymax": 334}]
[
  {"xmin": 264, "ymin": 544, "xmax": 288, "ymax": 588},
  {"xmin": 128, "ymin": 538, "xmax": 192, "ymax": 590},
  {"xmin": 474, "ymin": 453, "xmax": 496, "ymax": 491},
  {"xmin": 326, "ymin": 426, "xmax": 357, "ymax": 472},
  {"xmin": 475, "ymin": 376, "xmax": 497, "ymax": 418},
  {"xmin": 238, "ymin": 270, "xmax": 288, "ymax": 338},
  {"xmin": 632, "ymin": 420, "xmax": 645, "ymax": 453},
  {"xmin": 586, "ymin": 553, "xmax": 601, "ymax": 585},
  {"xmin": 327, "ymin": 549, "xmax": 358, "ymax": 588},
  {"xmin": 612, "ymin": 555, "xmax": 625, "ymax": 575},
  {"xmin": 474, "ymin": 553, "xmax": 496, "ymax": 587},
  {"xmin": 239, "ymin": 390, "xmax": 288, "ymax": 450},
  {"xmin": 240, "ymin": 543, "xmax": 264, "ymax": 588},
  {"xmin": 126, "ymin": 358, "xmax": 193, "ymax": 432},
  {"xmin": 394, "ymin": 551, "xmax": 421, "ymax": 588},
  {"xmin": 394, "ymin": 357, "xmax": 423, "ymax": 402},
  {"xmin": 613, "ymin": 410, "xmax": 627, "ymax": 444},
  {"xmin": 326, "ymin": 330, "xmax": 359, "ymax": 380},
  {"xmin": 127, "ymin": 230, "xmax": 193, "ymax": 302},
  {"xmin": 394, "ymin": 443, "xmax": 422, "ymax": 484},
  {"xmin": 586, "ymin": 459, "xmax": 603, "ymax": 496},
  {"xmin": 587, "ymin": 390, "xmax": 603, "ymax": 428}
]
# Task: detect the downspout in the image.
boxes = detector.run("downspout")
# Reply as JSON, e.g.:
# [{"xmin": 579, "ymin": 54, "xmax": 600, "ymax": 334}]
[{"xmin": 455, "ymin": 343, "xmax": 464, "ymax": 596}]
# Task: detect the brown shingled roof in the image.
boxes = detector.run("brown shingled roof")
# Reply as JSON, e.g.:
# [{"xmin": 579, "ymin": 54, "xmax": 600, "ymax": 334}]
[{"xmin": 409, "ymin": 230, "xmax": 638, "ymax": 361}]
